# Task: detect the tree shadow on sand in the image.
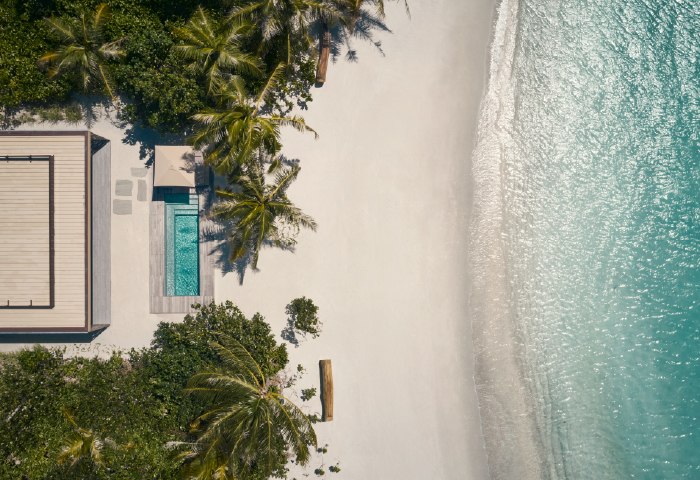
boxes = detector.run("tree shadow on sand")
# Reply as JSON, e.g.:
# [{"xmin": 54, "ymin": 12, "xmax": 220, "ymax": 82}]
[{"xmin": 201, "ymin": 154, "xmax": 303, "ymax": 285}]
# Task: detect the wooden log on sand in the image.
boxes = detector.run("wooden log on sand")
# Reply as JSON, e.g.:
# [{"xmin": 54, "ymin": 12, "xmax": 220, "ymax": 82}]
[
  {"xmin": 320, "ymin": 359, "xmax": 333, "ymax": 421},
  {"xmin": 316, "ymin": 21, "xmax": 330, "ymax": 83}
]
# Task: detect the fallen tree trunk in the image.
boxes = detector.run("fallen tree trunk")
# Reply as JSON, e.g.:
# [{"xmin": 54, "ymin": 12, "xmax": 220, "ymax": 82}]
[
  {"xmin": 320, "ymin": 359, "xmax": 333, "ymax": 421},
  {"xmin": 316, "ymin": 21, "xmax": 330, "ymax": 83}
]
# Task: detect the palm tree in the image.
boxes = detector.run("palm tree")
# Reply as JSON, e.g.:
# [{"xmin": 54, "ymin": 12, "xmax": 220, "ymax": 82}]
[
  {"xmin": 342, "ymin": 0, "xmax": 410, "ymax": 33},
  {"xmin": 211, "ymin": 160, "xmax": 316, "ymax": 268},
  {"xmin": 173, "ymin": 7, "xmax": 264, "ymax": 97},
  {"xmin": 57, "ymin": 407, "xmax": 127, "ymax": 471},
  {"xmin": 229, "ymin": 0, "xmax": 346, "ymax": 67},
  {"xmin": 38, "ymin": 4, "xmax": 125, "ymax": 101},
  {"xmin": 174, "ymin": 335, "xmax": 317, "ymax": 479},
  {"xmin": 190, "ymin": 63, "xmax": 317, "ymax": 174}
]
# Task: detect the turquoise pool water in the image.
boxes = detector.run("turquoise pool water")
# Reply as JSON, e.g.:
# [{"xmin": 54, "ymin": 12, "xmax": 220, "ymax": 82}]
[
  {"xmin": 472, "ymin": 0, "xmax": 700, "ymax": 477},
  {"xmin": 164, "ymin": 194, "xmax": 199, "ymax": 296}
]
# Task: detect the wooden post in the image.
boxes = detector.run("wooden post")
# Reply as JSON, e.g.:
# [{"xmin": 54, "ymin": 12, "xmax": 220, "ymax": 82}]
[
  {"xmin": 320, "ymin": 359, "xmax": 333, "ymax": 421},
  {"xmin": 316, "ymin": 21, "xmax": 330, "ymax": 83}
]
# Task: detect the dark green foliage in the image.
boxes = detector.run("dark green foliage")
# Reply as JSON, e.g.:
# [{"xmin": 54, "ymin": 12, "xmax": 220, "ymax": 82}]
[
  {"xmin": 301, "ymin": 387, "xmax": 317, "ymax": 401},
  {"xmin": 151, "ymin": 301, "xmax": 288, "ymax": 379},
  {"xmin": 0, "ymin": 3, "xmax": 72, "ymax": 109},
  {"xmin": 178, "ymin": 336, "xmax": 314, "ymax": 479},
  {"xmin": 287, "ymin": 296, "xmax": 322, "ymax": 338},
  {"xmin": 114, "ymin": 26, "xmax": 205, "ymax": 133},
  {"xmin": 17, "ymin": 344, "xmax": 61, "ymax": 373},
  {"xmin": 0, "ymin": 348, "xmax": 182, "ymax": 479},
  {"xmin": 0, "ymin": 0, "xmax": 319, "ymax": 133},
  {"xmin": 0, "ymin": 302, "xmax": 290, "ymax": 479}
]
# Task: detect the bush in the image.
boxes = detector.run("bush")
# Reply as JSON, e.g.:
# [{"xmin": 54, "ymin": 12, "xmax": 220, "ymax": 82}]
[
  {"xmin": 37, "ymin": 105, "xmax": 65, "ymax": 122},
  {"xmin": 114, "ymin": 26, "xmax": 205, "ymax": 134},
  {"xmin": 64, "ymin": 103, "xmax": 83, "ymax": 122},
  {"xmin": 17, "ymin": 345, "xmax": 61, "ymax": 373},
  {"xmin": 0, "ymin": 301, "xmax": 290, "ymax": 479},
  {"xmin": 287, "ymin": 297, "xmax": 322, "ymax": 338},
  {"xmin": 301, "ymin": 387, "xmax": 317, "ymax": 401}
]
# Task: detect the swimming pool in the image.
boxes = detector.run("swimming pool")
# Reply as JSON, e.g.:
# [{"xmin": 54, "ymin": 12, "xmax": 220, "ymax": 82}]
[{"xmin": 164, "ymin": 194, "xmax": 199, "ymax": 296}]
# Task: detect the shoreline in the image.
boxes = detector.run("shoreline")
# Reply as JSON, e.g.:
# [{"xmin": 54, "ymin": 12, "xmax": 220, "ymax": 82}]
[{"xmin": 469, "ymin": 0, "xmax": 550, "ymax": 478}]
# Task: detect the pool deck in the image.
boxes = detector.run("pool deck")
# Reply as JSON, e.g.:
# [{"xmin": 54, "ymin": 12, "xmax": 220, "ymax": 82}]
[{"xmin": 149, "ymin": 183, "xmax": 215, "ymax": 314}]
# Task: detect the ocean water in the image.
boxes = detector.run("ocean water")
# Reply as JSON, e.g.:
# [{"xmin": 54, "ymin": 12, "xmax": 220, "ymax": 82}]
[{"xmin": 472, "ymin": 0, "xmax": 700, "ymax": 478}]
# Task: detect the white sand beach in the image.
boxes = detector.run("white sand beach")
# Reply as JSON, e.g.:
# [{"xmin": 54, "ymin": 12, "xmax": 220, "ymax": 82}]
[{"xmin": 1, "ymin": 0, "xmax": 497, "ymax": 478}]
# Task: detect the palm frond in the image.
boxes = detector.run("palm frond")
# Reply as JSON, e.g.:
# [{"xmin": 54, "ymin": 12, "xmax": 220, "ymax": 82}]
[{"xmin": 253, "ymin": 63, "xmax": 285, "ymax": 115}]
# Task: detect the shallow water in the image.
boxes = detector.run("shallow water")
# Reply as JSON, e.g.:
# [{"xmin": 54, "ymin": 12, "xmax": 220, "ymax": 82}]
[{"xmin": 473, "ymin": 0, "xmax": 700, "ymax": 478}]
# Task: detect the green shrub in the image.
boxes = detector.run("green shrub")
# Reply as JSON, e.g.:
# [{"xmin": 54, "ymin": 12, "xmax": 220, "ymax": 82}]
[
  {"xmin": 17, "ymin": 345, "xmax": 61, "ymax": 373},
  {"xmin": 287, "ymin": 297, "xmax": 322, "ymax": 338},
  {"xmin": 114, "ymin": 26, "xmax": 205, "ymax": 134},
  {"xmin": 151, "ymin": 301, "xmax": 288, "ymax": 380},
  {"xmin": 301, "ymin": 387, "xmax": 317, "ymax": 401},
  {"xmin": 37, "ymin": 105, "xmax": 64, "ymax": 122},
  {"xmin": 64, "ymin": 103, "xmax": 82, "ymax": 122},
  {"xmin": 0, "ymin": 302, "xmax": 290, "ymax": 479}
]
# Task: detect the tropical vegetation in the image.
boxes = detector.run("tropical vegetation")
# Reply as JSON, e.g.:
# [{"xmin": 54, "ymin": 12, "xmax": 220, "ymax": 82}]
[
  {"xmin": 190, "ymin": 65, "xmax": 317, "ymax": 173},
  {"xmin": 287, "ymin": 296, "xmax": 322, "ymax": 338},
  {"xmin": 0, "ymin": 302, "xmax": 307, "ymax": 479},
  {"xmin": 211, "ymin": 158, "xmax": 317, "ymax": 268},
  {"xmin": 0, "ymin": 0, "xmax": 408, "ymax": 264},
  {"xmin": 173, "ymin": 336, "xmax": 316, "ymax": 479},
  {"xmin": 38, "ymin": 4, "xmax": 125, "ymax": 102}
]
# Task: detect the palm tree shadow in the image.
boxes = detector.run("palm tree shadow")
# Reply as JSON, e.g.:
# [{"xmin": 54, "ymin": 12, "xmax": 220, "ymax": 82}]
[
  {"xmin": 202, "ymin": 155, "xmax": 302, "ymax": 285},
  {"xmin": 203, "ymin": 221, "xmax": 299, "ymax": 285},
  {"xmin": 111, "ymin": 111, "xmax": 189, "ymax": 167},
  {"xmin": 313, "ymin": 8, "xmax": 392, "ymax": 71}
]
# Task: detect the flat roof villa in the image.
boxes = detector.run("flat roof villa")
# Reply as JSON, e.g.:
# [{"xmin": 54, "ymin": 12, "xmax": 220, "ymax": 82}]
[
  {"xmin": 0, "ymin": 131, "xmax": 215, "ymax": 335},
  {"xmin": 0, "ymin": 131, "xmax": 110, "ymax": 332}
]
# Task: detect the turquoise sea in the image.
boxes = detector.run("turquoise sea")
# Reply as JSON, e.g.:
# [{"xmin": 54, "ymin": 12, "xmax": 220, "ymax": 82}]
[{"xmin": 474, "ymin": 0, "xmax": 700, "ymax": 478}]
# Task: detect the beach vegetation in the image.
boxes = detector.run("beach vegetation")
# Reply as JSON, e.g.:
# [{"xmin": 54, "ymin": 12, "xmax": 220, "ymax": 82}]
[
  {"xmin": 210, "ymin": 158, "xmax": 317, "ymax": 268},
  {"xmin": 0, "ymin": 301, "xmax": 297, "ymax": 479},
  {"xmin": 229, "ymin": 0, "xmax": 345, "ymax": 69},
  {"xmin": 172, "ymin": 7, "xmax": 263, "ymax": 96},
  {"xmin": 38, "ymin": 4, "xmax": 125, "ymax": 102},
  {"xmin": 114, "ymin": 25, "xmax": 206, "ymax": 134},
  {"xmin": 301, "ymin": 387, "xmax": 317, "ymax": 401},
  {"xmin": 191, "ymin": 65, "xmax": 317, "ymax": 173},
  {"xmin": 173, "ymin": 335, "xmax": 317, "ymax": 479},
  {"xmin": 287, "ymin": 296, "xmax": 322, "ymax": 338}
]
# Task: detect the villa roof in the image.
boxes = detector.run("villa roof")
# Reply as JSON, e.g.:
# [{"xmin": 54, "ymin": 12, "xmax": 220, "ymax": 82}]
[
  {"xmin": 0, "ymin": 131, "xmax": 111, "ymax": 333},
  {"xmin": 153, "ymin": 146, "xmax": 204, "ymax": 188}
]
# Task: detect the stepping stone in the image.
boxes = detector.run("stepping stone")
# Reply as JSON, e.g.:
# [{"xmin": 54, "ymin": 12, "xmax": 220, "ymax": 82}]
[
  {"xmin": 113, "ymin": 199, "xmax": 132, "ymax": 215},
  {"xmin": 131, "ymin": 168, "xmax": 148, "ymax": 178},
  {"xmin": 115, "ymin": 180, "xmax": 133, "ymax": 196},
  {"xmin": 137, "ymin": 180, "xmax": 147, "ymax": 202}
]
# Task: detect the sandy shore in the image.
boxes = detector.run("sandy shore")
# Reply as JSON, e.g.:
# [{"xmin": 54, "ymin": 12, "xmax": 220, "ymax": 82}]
[
  {"xmin": 216, "ymin": 1, "xmax": 496, "ymax": 477},
  {"xmin": 0, "ymin": 0, "xmax": 497, "ymax": 478}
]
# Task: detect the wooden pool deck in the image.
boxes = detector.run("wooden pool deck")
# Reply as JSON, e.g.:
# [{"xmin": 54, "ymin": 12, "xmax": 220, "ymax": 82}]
[{"xmin": 149, "ymin": 181, "xmax": 215, "ymax": 314}]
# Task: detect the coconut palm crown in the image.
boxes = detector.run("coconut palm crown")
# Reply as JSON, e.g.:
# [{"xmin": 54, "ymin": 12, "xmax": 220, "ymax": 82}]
[
  {"xmin": 57, "ymin": 407, "xmax": 132, "ymax": 471},
  {"xmin": 173, "ymin": 7, "xmax": 264, "ymax": 96},
  {"xmin": 211, "ymin": 160, "xmax": 316, "ymax": 268},
  {"xmin": 190, "ymin": 63, "xmax": 317, "ymax": 174},
  {"xmin": 229, "ymin": 0, "xmax": 346, "ymax": 66},
  {"xmin": 38, "ymin": 4, "xmax": 124, "ymax": 101},
  {"xmin": 175, "ymin": 335, "xmax": 317, "ymax": 479},
  {"xmin": 343, "ymin": 0, "xmax": 410, "ymax": 32}
]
